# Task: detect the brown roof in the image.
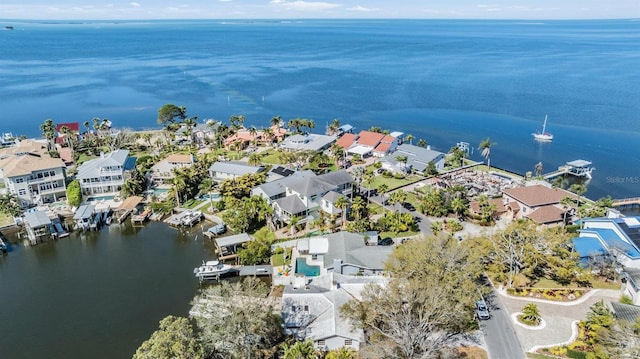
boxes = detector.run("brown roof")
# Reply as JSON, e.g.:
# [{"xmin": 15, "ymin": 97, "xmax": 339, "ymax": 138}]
[
  {"xmin": 117, "ymin": 196, "xmax": 143, "ymax": 211},
  {"xmin": 336, "ymin": 133, "xmax": 357, "ymax": 149},
  {"xmin": 469, "ymin": 198, "xmax": 506, "ymax": 215},
  {"xmin": 526, "ymin": 205, "xmax": 567, "ymax": 224},
  {"xmin": 380, "ymin": 135, "xmax": 395, "ymax": 143},
  {"xmin": 165, "ymin": 154, "xmax": 193, "ymax": 163},
  {"xmin": 356, "ymin": 130, "xmax": 385, "ymax": 147},
  {"xmin": 0, "ymin": 153, "xmax": 65, "ymax": 177},
  {"xmin": 0, "ymin": 139, "xmax": 48, "ymax": 157},
  {"xmin": 503, "ymin": 184, "xmax": 575, "ymax": 207},
  {"xmin": 59, "ymin": 147, "xmax": 73, "ymax": 165}
]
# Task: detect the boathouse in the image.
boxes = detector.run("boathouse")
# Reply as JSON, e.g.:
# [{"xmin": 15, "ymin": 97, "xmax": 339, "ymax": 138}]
[
  {"xmin": 24, "ymin": 210, "xmax": 52, "ymax": 243},
  {"xmin": 73, "ymin": 204, "xmax": 96, "ymax": 230},
  {"xmin": 214, "ymin": 233, "xmax": 252, "ymax": 261}
]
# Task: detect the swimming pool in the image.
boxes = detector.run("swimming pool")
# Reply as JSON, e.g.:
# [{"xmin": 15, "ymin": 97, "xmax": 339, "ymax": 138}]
[
  {"xmin": 295, "ymin": 257, "xmax": 320, "ymax": 277},
  {"xmin": 86, "ymin": 195, "xmax": 115, "ymax": 202}
]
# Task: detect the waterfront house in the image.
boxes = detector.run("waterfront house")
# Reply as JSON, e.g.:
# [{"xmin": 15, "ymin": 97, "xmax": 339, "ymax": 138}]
[
  {"xmin": 502, "ymin": 184, "xmax": 575, "ymax": 227},
  {"xmin": 0, "ymin": 139, "xmax": 67, "ymax": 207},
  {"xmin": 572, "ymin": 215, "xmax": 640, "ymax": 269},
  {"xmin": 281, "ymin": 269, "xmax": 388, "ymax": 351},
  {"xmin": 208, "ymin": 161, "xmax": 264, "ymax": 182},
  {"xmin": 149, "ymin": 154, "xmax": 195, "ymax": 186},
  {"xmin": 337, "ymin": 130, "xmax": 401, "ymax": 158},
  {"xmin": 279, "ymin": 133, "xmax": 337, "ymax": 153},
  {"xmin": 271, "ymin": 170, "xmax": 353, "ymax": 228},
  {"xmin": 380, "ymin": 144, "xmax": 445, "ymax": 174},
  {"xmin": 75, "ymin": 149, "xmax": 136, "ymax": 197}
]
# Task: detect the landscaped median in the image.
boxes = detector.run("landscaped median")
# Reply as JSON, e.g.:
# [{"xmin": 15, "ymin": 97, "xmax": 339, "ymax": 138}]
[{"xmin": 507, "ymin": 288, "xmax": 589, "ymax": 302}]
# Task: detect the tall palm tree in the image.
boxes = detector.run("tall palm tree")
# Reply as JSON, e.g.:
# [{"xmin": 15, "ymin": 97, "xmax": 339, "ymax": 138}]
[
  {"xmin": 328, "ymin": 118, "xmax": 340, "ymax": 135},
  {"xmin": 395, "ymin": 155, "xmax": 409, "ymax": 175},
  {"xmin": 478, "ymin": 137, "xmax": 496, "ymax": 170},
  {"xmin": 40, "ymin": 118, "xmax": 56, "ymax": 150},
  {"xmin": 329, "ymin": 143, "xmax": 345, "ymax": 168},
  {"xmin": 405, "ymin": 133, "xmax": 414, "ymax": 145},
  {"xmin": 417, "ymin": 139, "xmax": 427, "ymax": 148},
  {"xmin": 378, "ymin": 183, "xmax": 389, "ymax": 213},
  {"xmin": 270, "ymin": 115, "xmax": 282, "ymax": 129},
  {"xmin": 334, "ymin": 195, "xmax": 349, "ymax": 229},
  {"xmin": 450, "ymin": 197, "xmax": 467, "ymax": 219},
  {"xmin": 198, "ymin": 177, "xmax": 216, "ymax": 211}
]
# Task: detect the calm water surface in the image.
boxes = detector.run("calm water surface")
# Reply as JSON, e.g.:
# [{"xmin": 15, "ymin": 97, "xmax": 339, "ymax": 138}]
[{"xmin": 0, "ymin": 222, "xmax": 211, "ymax": 359}]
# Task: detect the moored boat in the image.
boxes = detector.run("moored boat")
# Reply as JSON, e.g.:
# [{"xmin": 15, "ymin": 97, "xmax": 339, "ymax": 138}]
[
  {"xmin": 533, "ymin": 115, "xmax": 553, "ymax": 141},
  {"xmin": 193, "ymin": 260, "xmax": 234, "ymax": 280}
]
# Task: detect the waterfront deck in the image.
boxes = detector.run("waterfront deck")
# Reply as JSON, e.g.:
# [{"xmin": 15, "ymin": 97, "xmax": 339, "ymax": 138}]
[
  {"xmin": 613, "ymin": 197, "xmax": 640, "ymax": 208},
  {"xmin": 543, "ymin": 159, "xmax": 594, "ymax": 180}
]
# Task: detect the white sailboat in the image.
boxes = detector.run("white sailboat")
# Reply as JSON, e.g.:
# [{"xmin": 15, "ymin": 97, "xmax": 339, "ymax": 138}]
[{"xmin": 533, "ymin": 115, "xmax": 553, "ymax": 141}]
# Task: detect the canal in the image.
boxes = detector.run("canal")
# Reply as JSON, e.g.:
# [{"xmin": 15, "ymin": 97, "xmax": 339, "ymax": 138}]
[{"xmin": 0, "ymin": 221, "xmax": 213, "ymax": 359}]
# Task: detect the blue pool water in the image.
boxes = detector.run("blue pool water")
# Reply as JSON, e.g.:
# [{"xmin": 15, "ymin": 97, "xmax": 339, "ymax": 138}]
[
  {"xmin": 86, "ymin": 195, "xmax": 115, "ymax": 202},
  {"xmin": 295, "ymin": 257, "xmax": 320, "ymax": 277}
]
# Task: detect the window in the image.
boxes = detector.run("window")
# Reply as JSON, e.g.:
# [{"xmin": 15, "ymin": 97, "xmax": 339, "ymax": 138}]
[
  {"xmin": 311, "ymin": 254, "xmax": 318, "ymax": 260},
  {"xmin": 304, "ymin": 305, "xmax": 309, "ymax": 312},
  {"xmin": 344, "ymin": 339, "xmax": 352, "ymax": 346},
  {"xmin": 50, "ymin": 171, "xmax": 55, "ymax": 176},
  {"xmin": 18, "ymin": 189, "xmax": 26, "ymax": 195},
  {"xmin": 15, "ymin": 178, "xmax": 24, "ymax": 183},
  {"xmin": 317, "ymin": 340, "xmax": 325, "ymax": 346}
]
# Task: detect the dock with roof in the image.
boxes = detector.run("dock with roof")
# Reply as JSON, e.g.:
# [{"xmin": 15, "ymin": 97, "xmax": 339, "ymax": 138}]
[{"xmin": 543, "ymin": 159, "xmax": 595, "ymax": 180}]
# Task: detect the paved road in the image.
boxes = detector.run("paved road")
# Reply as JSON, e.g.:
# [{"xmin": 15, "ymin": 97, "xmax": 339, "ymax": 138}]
[
  {"xmin": 367, "ymin": 192, "xmax": 433, "ymax": 236},
  {"xmin": 481, "ymin": 289, "xmax": 526, "ymax": 359}
]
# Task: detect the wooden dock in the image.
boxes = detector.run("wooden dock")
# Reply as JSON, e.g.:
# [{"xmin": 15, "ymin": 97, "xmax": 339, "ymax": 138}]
[{"xmin": 612, "ymin": 197, "xmax": 640, "ymax": 208}]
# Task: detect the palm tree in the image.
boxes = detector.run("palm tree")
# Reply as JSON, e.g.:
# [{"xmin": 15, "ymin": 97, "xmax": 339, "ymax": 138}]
[
  {"xmin": 328, "ymin": 118, "xmax": 340, "ymax": 135},
  {"xmin": 198, "ymin": 177, "xmax": 216, "ymax": 212},
  {"xmin": 395, "ymin": 155, "xmax": 409, "ymax": 175},
  {"xmin": 534, "ymin": 162, "xmax": 543, "ymax": 177},
  {"xmin": 405, "ymin": 133, "xmax": 414, "ymax": 145},
  {"xmin": 450, "ymin": 197, "xmax": 467, "ymax": 219},
  {"xmin": 521, "ymin": 303, "xmax": 541, "ymax": 325},
  {"xmin": 270, "ymin": 115, "xmax": 282, "ymax": 129},
  {"xmin": 378, "ymin": 183, "xmax": 389, "ymax": 213},
  {"xmin": 172, "ymin": 168, "xmax": 188, "ymax": 206},
  {"xmin": 417, "ymin": 139, "xmax": 427, "ymax": 148},
  {"xmin": 262, "ymin": 127, "xmax": 274, "ymax": 146},
  {"xmin": 60, "ymin": 125, "xmax": 75, "ymax": 154},
  {"xmin": 248, "ymin": 153, "xmax": 262, "ymax": 166},
  {"xmin": 334, "ymin": 195, "xmax": 349, "ymax": 229},
  {"xmin": 478, "ymin": 137, "xmax": 496, "ymax": 170},
  {"xmin": 350, "ymin": 196, "xmax": 365, "ymax": 221},
  {"xmin": 281, "ymin": 339, "xmax": 319, "ymax": 359},
  {"xmin": 330, "ymin": 143, "xmax": 345, "ymax": 168},
  {"xmin": 40, "ymin": 118, "xmax": 56, "ymax": 150}
]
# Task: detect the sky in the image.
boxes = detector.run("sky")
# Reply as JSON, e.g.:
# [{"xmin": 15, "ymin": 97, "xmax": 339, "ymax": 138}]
[{"xmin": 1, "ymin": 0, "xmax": 638, "ymax": 20}]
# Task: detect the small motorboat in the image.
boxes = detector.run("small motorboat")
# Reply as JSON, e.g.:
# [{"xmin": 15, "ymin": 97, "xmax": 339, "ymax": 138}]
[{"xmin": 193, "ymin": 260, "xmax": 234, "ymax": 280}]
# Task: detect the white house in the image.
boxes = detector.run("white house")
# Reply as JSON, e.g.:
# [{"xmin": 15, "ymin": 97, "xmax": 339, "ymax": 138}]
[
  {"xmin": 0, "ymin": 139, "xmax": 67, "ymax": 207},
  {"xmin": 572, "ymin": 215, "xmax": 640, "ymax": 269},
  {"xmin": 149, "ymin": 154, "xmax": 195, "ymax": 186},
  {"xmin": 281, "ymin": 269, "xmax": 388, "ymax": 351},
  {"xmin": 208, "ymin": 161, "xmax": 264, "ymax": 182},
  {"xmin": 271, "ymin": 170, "xmax": 353, "ymax": 227},
  {"xmin": 76, "ymin": 149, "xmax": 136, "ymax": 196},
  {"xmin": 380, "ymin": 144, "xmax": 445, "ymax": 174}
]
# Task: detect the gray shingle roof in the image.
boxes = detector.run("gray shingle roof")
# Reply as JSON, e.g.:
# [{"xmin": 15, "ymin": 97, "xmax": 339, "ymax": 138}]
[
  {"xmin": 215, "ymin": 233, "xmax": 252, "ymax": 248},
  {"xmin": 611, "ymin": 302, "xmax": 640, "ymax": 323},
  {"xmin": 383, "ymin": 144, "xmax": 445, "ymax": 172},
  {"xmin": 318, "ymin": 232, "xmax": 393, "ymax": 270},
  {"xmin": 317, "ymin": 169, "xmax": 353, "ymax": 187},
  {"xmin": 209, "ymin": 161, "xmax": 263, "ymax": 177},
  {"xmin": 24, "ymin": 211, "xmax": 51, "ymax": 228},
  {"xmin": 254, "ymin": 170, "xmax": 316, "ymax": 198},
  {"xmin": 275, "ymin": 195, "xmax": 308, "ymax": 215},
  {"xmin": 288, "ymin": 177, "xmax": 336, "ymax": 197},
  {"xmin": 280, "ymin": 133, "xmax": 337, "ymax": 151},
  {"xmin": 322, "ymin": 191, "xmax": 343, "ymax": 203},
  {"xmin": 76, "ymin": 149, "xmax": 131, "ymax": 180}
]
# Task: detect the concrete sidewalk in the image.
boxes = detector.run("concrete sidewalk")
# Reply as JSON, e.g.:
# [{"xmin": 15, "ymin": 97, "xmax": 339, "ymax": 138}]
[{"xmin": 497, "ymin": 288, "xmax": 620, "ymax": 352}]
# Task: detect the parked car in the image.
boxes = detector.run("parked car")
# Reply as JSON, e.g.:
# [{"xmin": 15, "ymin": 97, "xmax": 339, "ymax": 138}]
[
  {"xmin": 378, "ymin": 237, "xmax": 394, "ymax": 246},
  {"xmin": 402, "ymin": 202, "xmax": 416, "ymax": 211},
  {"xmin": 476, "ymin": 299, "xmax": 490, "ymax": 320}
]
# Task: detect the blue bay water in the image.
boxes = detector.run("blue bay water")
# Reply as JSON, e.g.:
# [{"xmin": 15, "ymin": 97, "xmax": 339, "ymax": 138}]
[{"xmin": 1, "ymin": 19, "xmax": 639, "ymax": 199}]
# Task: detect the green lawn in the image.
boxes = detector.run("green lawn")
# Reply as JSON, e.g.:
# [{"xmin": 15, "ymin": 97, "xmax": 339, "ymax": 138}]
[
  {"xmin": 368, "ymin": 203, "xmax": 384, "ymax": 215},
  {"xmin": 182, "ymin": 199, "xmax": 204, "ymax": 209},
  {"xmin": 0, "ymin": 212, "xmax": 15, "ymax": 228},
  {"xmin": 271, "ymin": 248, "xmax": 292, "ymax": 266},
  {"xmin": 259, "ymin": 149, "xmax": 284, "ymax": 165},
  {"xmin": 368, "ymin": 175, "xmax": 420, "ymax": 192}
]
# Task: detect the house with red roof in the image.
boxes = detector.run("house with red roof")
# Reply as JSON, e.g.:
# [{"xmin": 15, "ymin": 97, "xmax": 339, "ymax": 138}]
[
  {"xmin": 341, "ymin": 130, "xmax": 399, "ymax": 158},
  {"xmin": 55, "ymin": 122, "xmax": 80, "ymax": 145}
]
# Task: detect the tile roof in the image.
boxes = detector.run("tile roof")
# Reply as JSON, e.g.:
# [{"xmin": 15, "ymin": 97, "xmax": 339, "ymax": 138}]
[
  {"xmin": 373, "ymin": 141, "xmax": 393, "ymax": 154},
  {"xmin": 336, "ymin": 133, "xmax": 357, "ymax": 149},
  {"xmin": 164, "ymin": 154, "xmax": 194, "ymax": 163},
  {"xmin": 526, "ymin": 205, "xmax": 567, "ymax": 224},
  {"xmin": 0, "ymin": 153, "xmax": 65, "ymax": 177},
  {"xmin": 56, "ymin": 122, "xmax": 80, "ymax": 133},
  {"xmin": 356, "ymin": 131, "xmax": 384, "ymax": 147},
  {"xmin": 503, "ymin": 184, "xmax": 575, "ymax": 207}
]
